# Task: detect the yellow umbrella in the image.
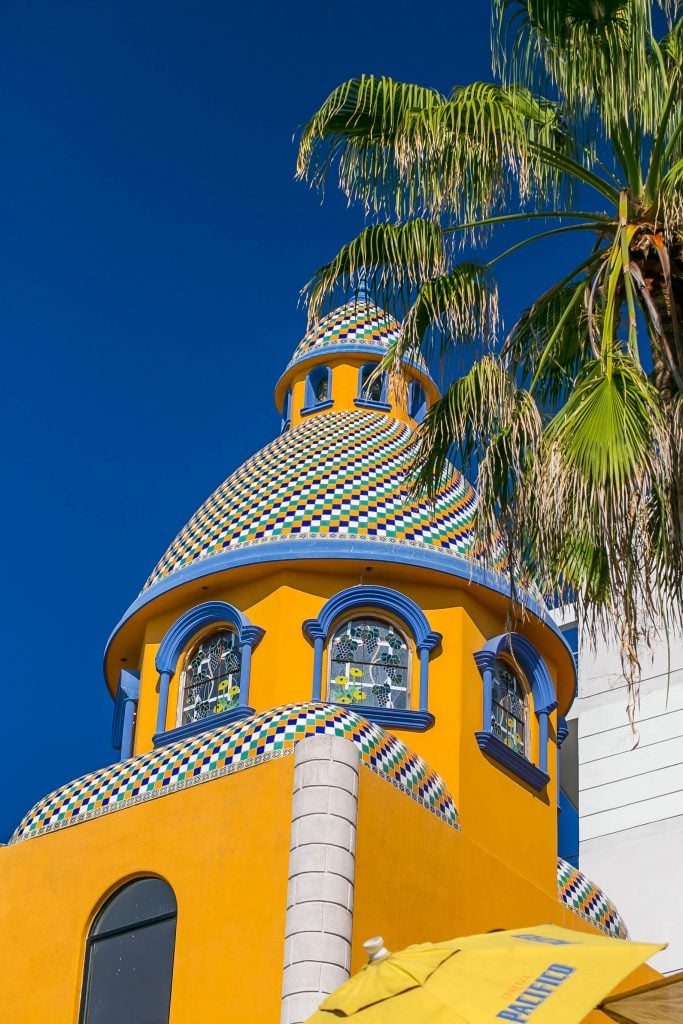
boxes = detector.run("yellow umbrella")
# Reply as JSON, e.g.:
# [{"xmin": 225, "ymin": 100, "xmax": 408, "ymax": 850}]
[
  {"xmin": 599, "ymin": 970, "xmax": 683, "ymax": 1023},
  {"xmin": 306, "ymin": 925, "xmax": 664, "ymax": 1024}
]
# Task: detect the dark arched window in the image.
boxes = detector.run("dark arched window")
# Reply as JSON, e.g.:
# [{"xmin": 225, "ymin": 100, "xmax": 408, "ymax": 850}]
[
  {"xmin": 358, "ymin": 363, "xmax": 388, "ymax": 404},
  {"xmin": 80, "ymin": 877, "xmax": 177, "ymax": 1024},
  {"xmin": 409, "ymin": 381, "xmax": 427, "ymax": 422},
  {"xmin": 305, "ymin": 365, "xmax": 332, "ymax": 408}
]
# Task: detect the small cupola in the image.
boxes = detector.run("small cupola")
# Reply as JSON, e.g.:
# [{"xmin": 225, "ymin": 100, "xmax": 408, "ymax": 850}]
[{"xmin": 274, "ymin": 297, "xmax": 439, "ymax": 430}]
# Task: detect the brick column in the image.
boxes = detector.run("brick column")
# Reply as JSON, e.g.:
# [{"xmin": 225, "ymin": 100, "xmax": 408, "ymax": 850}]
[{"xmin": 281, "ymin": 735, "xmax": 359, "ymax": 1024}]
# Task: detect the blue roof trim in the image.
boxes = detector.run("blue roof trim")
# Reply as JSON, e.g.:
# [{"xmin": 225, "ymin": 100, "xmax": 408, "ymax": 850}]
[{"xmin": 106, "ymin": 538, "xmax": 575, "ymax": 700}]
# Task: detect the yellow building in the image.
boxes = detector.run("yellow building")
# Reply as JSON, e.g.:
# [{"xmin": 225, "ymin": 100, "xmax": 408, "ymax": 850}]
[{"xmin": 0, "ymin": 298, "xmax": 630, "ymax": 1023}]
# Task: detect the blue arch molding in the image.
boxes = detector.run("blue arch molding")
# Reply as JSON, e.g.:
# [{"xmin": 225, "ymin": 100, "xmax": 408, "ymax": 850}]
[
  {"xmin": 105, "ymin": 538, "xmax": 576, "ymax": 703},
  {"xmin": 303, "ymin": 584, "xmax": 441, "ymax": 731},
  {"xmin": 153, "ymin": 601, "xmax": 265, "ymax": 748},
  {"xmin": 473, "ymin": 632, "xmax": 558, "ymax": 790}
]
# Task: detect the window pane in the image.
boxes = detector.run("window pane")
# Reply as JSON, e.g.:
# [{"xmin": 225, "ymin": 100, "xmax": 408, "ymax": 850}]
[
  {"xmin": 83, "ymin": 917, "xmax": 176, "ymax": 1024},
  {"xmin": 92, "ymin": 878, "xmax": 176, "ymax": 936},
  {"xmin": 182, "ymin": 630, "xmax": 241, "ymax": 725},
  {"xmin": 361, "ymin": 365, "xmax": 383, "ymax": 402},
  {"xmin": 329, "ymin": 618, "xmax": 409, "ymax": 710},
  {"xmin": 491, "ymin": 662, "xmax": 527, "ymax": 756}
]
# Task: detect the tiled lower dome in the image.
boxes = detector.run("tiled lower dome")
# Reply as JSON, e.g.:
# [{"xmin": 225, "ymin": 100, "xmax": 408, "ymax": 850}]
[
  {"xmin": 11, "ymin": 703, "xmax": 459, "ymax": 842},
  {"xmin": 557, "ymin": 857, "xmax": 629, "ymax": 938},
  {"xmin": 144, "ymin": 410, "xmax": 481, "ymax": 591}
]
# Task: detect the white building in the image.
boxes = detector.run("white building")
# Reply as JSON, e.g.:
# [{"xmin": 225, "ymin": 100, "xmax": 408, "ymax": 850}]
[{"xmin": 561, "ymin": 610, "xmax": 683, "ymax": 975}]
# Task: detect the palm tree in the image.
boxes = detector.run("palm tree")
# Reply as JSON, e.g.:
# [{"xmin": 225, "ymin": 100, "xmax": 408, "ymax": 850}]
[{"xmin": 296, "ymin": 1, "xmax": 682, "ymax": 719}]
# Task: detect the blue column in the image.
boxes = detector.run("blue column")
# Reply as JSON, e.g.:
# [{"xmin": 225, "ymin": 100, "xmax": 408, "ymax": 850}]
[
  {"xmin": 482, "ymin": 667, "xmax": 493, "ymax": 727},
  {"xmin": 418, "ymin": 648, "xmax": 430, "ymax": 712},
  {"xmin": 156, "ymin": 670, "xmax": 172, "ymax": 736},
  {"xmin": 312, "ymin": 636, "xmax": 325, "ymax": 700},
  {"xmin": 538, "ymin": 709, "xmax": 549, "ymax": 773},
  {"xmin": 240, "ymin": 641, "xmax": 253, "ymax": 707}
]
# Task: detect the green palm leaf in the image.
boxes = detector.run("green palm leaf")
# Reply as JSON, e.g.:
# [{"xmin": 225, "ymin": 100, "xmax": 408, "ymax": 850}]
[{"xmin": 297, "ymin": 0, "xmax": 683, "ymax": 712}]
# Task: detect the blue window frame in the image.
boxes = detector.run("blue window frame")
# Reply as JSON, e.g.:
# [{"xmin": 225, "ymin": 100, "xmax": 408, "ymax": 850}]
[
  {"xmin": 153, "ymin": 601, "xmax": 264, "ymax": 747},
  {"xmin": 303, "ymin": 366, "xmax": 333, "ymax": 413},
  {"xmin": 473, "ymin": 632, "xmax": 556, "ymax": 790},
  {"xmin": 355, "ymin": 363, "xmax": 390, "ymax": 410},
  {"xmin": 304, "ymin": 584, "xmax": 440, "ymax": 730}
]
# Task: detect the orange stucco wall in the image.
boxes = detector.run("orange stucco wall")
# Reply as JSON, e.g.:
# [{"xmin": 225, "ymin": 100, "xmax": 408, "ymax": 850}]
[{"xmin": 0, "ymin": 757, "xmax": 294, "ymax": 1024}]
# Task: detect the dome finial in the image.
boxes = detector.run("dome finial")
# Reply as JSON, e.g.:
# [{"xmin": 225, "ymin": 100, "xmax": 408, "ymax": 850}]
[{"xmin": 356, "ymin": 268, "xmax": 369, "ymax": 305}]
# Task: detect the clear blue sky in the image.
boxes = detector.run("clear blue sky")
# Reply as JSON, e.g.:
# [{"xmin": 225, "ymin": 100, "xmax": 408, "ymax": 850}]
[{"xmin": 0, "ymin": 1, "xmax": 587, "ymax": 839}]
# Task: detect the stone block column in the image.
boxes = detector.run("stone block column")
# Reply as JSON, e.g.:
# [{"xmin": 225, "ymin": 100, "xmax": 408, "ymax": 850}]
[{"xmin": 281, "ymin": 735, "xmax": 359, "ymax": 1024}]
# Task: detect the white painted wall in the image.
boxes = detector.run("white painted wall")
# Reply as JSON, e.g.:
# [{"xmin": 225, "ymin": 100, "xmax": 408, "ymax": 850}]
[{"xmin": 569, "ymin": 622, "xmax": 683, "ymax": 974}]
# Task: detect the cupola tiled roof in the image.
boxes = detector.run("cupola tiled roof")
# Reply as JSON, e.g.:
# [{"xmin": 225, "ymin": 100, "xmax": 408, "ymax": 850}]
[
  {"xmin": 144, "ymin": 410, "xmax": 481, "ymax": 592},
  {"xmin": 285, "ymin": 299, "xmax": 427, "ymax": 373}
]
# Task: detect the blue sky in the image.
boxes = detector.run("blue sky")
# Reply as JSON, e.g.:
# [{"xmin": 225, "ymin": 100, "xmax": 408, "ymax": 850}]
[{"xmin": 0, "ymin": 1, "xmax": 589, "ymax": 839}]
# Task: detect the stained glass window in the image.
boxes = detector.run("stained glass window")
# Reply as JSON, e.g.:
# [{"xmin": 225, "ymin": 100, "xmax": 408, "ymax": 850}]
[
  {"xmin": 181, "ymin": 630, "xmax": 241, "ymax": 725},
  {"xmin": 491, "ymin": 660, "xmax": 527, "ymax": 757},
  {"xmin": 328, "ymin": 617, "xmax": 409, "ymax": 710}
]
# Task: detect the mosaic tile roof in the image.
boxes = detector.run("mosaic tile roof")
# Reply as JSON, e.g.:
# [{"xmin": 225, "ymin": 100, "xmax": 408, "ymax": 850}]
[
  {"xmin": 11, "ymin": 699, "xmax": 625, "ymax": 939},
  {"xmin": 557, "ymin": 856, "xmax": 629, "ymax": 939},
  {"xmin": 144, "ymin": 409, "xmax": 481, "ymax": 591},
  {"xmin": 11, "ymin": 703, "xmax": 459, "ymax": 843},
  {"xmin": 286, "ymin": 300, "xmax": 403, "ymax": 371}
]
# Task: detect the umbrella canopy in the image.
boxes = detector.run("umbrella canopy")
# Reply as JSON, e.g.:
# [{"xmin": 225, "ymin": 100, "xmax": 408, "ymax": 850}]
[
  {"xmin": 306, "ymin": 925, "xmax": 663, "ymax": 1024},
  {"xmin": 600, "ymin": 970, "xmax": 683, "ymax": 1023}
]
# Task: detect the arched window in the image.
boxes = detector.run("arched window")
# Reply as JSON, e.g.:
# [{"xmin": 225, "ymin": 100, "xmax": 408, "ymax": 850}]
[
  {"xmin": 328, "ymin": 617, "xmax": 410, "ymax": 710},
  {"xmin": 80, "ymin": 877, "xmax": 176, "ymax": 1024},
  {"xmin": 474, "ymin": 632, "xmax": 556, "ymax": 790},
  {"xmin": 490, "ymin": 659, "xmax": 528, "ymax": 757},
  {"xmin": 180, "ymin": 629, "xmax": 242, "ymax": 725},
  {"xmin": 304, "ymin": 366, "xmax": 332, "ymax": 410},
  {"xmin": 409, "ymin": 381, "xmax": 427, "ymax": 422},
  {"xmin": 357, "ymin": 363, "xmax": 388, "ymax": 406}
]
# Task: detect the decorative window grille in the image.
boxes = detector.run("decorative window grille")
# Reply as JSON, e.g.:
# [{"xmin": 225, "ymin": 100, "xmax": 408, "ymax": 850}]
[
  {"xmin": 491, "ymin": 660, "xmax": 527, "ymax": 756},
  {"xmin": 328, "ymin": 617, "xmax": 409, "ymax": 710},
  {"xmin": 181, "ymin": 630, "xmax": 241, "ymax": 725}
]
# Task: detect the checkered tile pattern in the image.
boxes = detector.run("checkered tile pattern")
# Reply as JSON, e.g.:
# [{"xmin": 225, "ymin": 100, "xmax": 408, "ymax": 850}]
[
  {"xmin": 287, "ymin": 301, "xmax": 412, "ymax": 370},
  {"xmin": 556, "ymin": 856, "xmax": 629, "ymax": 938},
  {"xmin": 144, "ymin": 410, "xmax": 482, "ymax": 590},
  {"xmin": 11, "ymin": 703, "xmax": 459, "ymax": 843}
]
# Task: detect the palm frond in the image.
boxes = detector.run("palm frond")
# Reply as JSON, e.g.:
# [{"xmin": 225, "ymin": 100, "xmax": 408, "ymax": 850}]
[
  {"xmin": 392, "ymin": 263, "xmax": 500, "ymax": 369},
  {"xmin": 544, "ymin": 356, "xmax": 666, "ymax": 508},
  {"xmin": 503, "ymin": 279, "xmax": 596, "ymax": 406},
  {"xmin": 297, "ymin": 75, "xmax": 579, "ymax": 222},
  {"xmin": 303, "ymin": 220, "xmax": 447, "ymax": 324},
  {"xmin": 492, "ymin": 0, "xmax": 669, "ymax": 139}
]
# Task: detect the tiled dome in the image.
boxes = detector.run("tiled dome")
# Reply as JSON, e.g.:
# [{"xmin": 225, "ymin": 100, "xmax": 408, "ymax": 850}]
[
  {"xmin": 285, "ymin": 299, "xmax": 427, "ymax": 373},
  {"xmin": 144, "ymin": 409, "xmax": 480, "ymax": 592}
]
